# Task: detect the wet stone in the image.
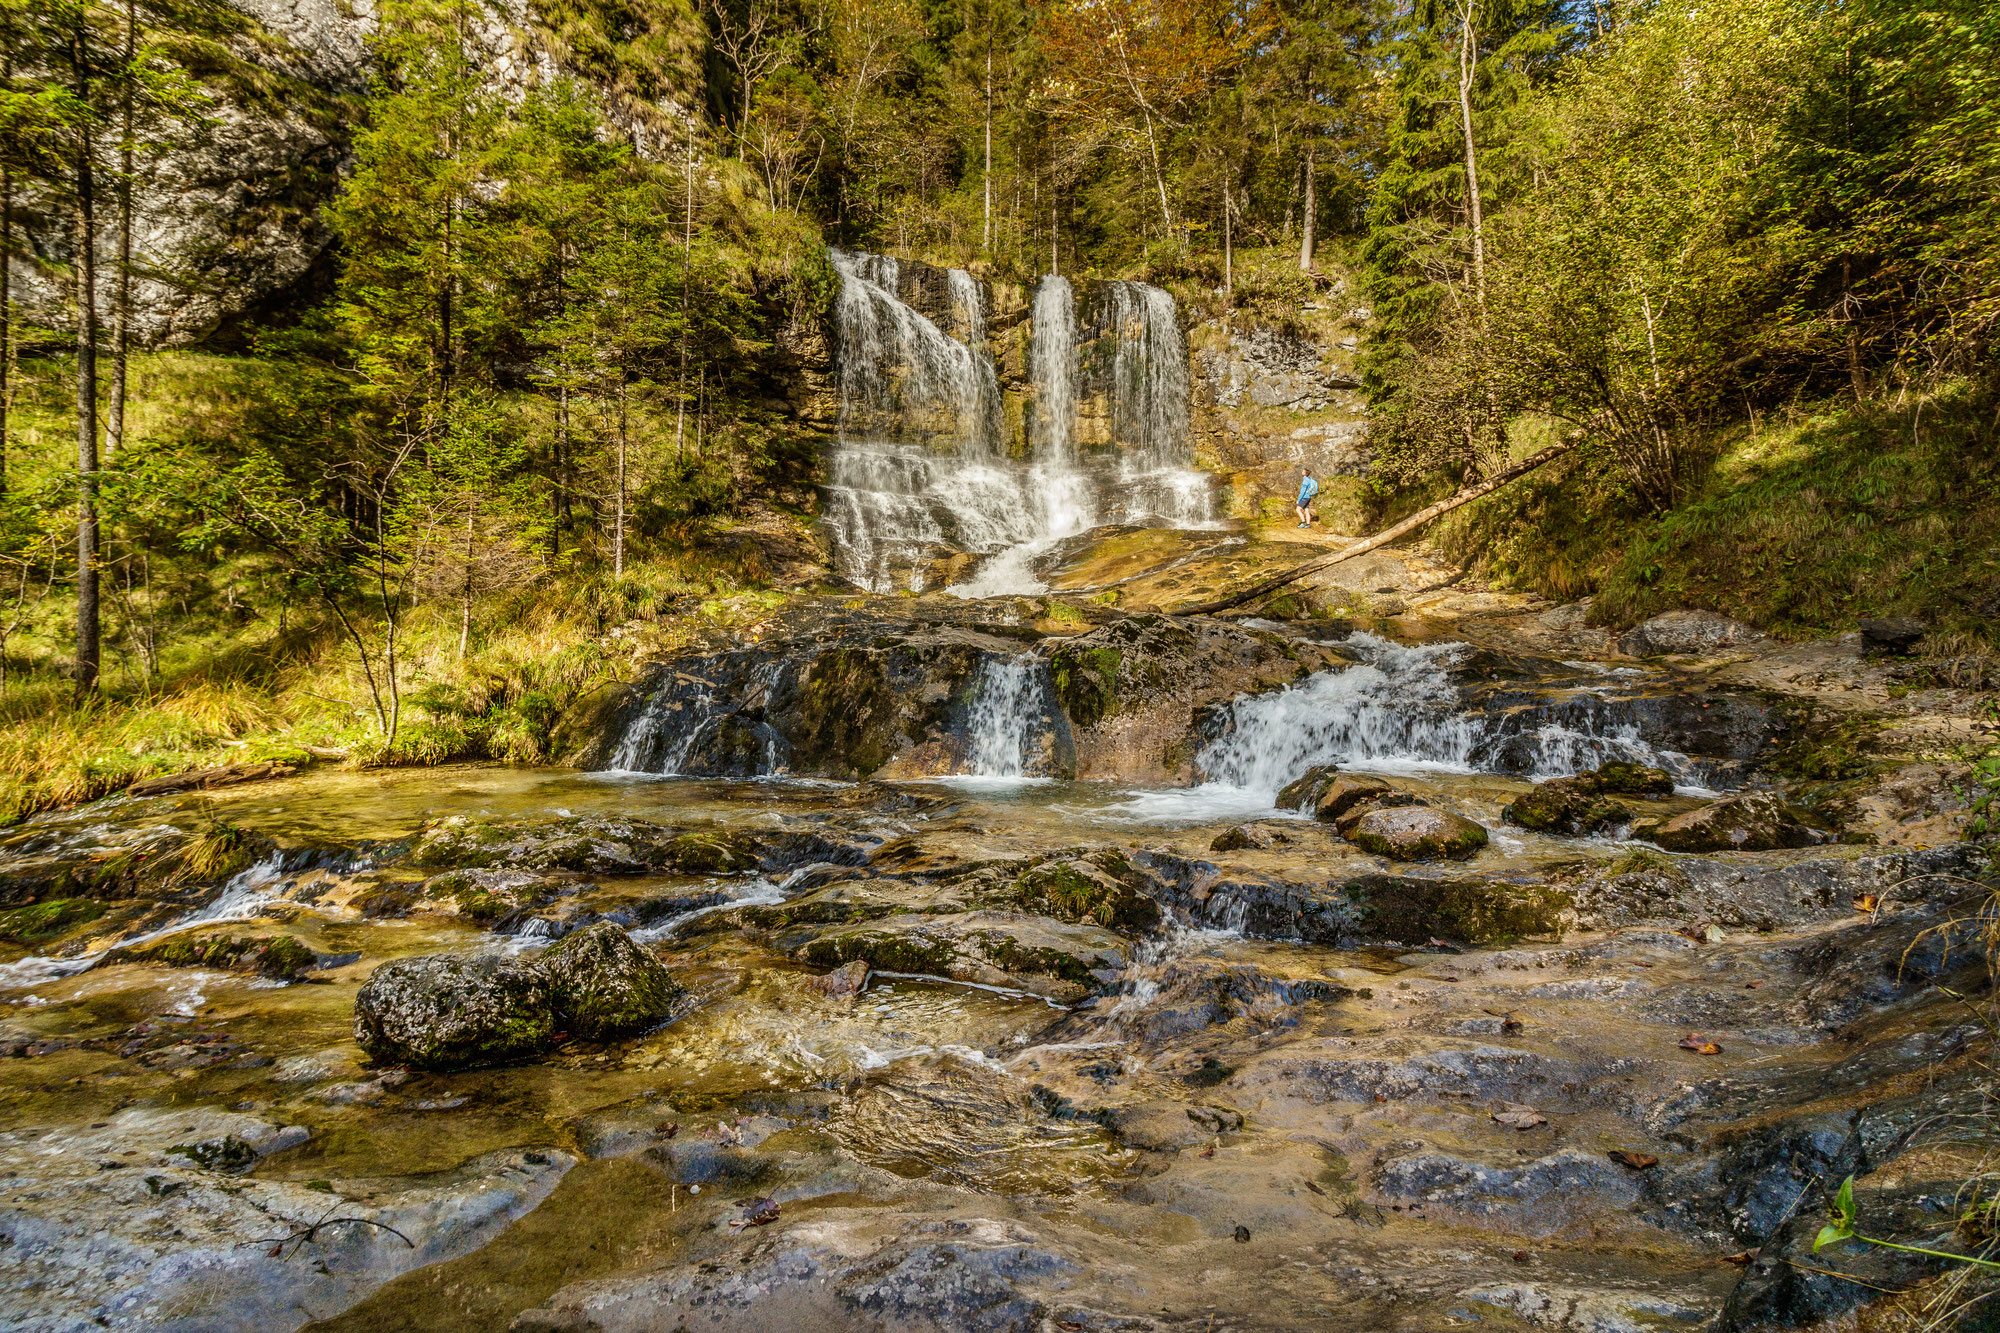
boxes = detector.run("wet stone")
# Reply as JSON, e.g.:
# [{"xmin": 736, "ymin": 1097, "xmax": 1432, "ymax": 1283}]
[
  {"xmin": 538, "ymin": 921, "xmax": 684, "ymax": 1041},
  {"xmin": 1651, "ymin": 792, "xmax": 1839, "ymax": 853},
  {"xmin": 1343, "ymin": 806, "xmax": 1490, "ymax": 861}
]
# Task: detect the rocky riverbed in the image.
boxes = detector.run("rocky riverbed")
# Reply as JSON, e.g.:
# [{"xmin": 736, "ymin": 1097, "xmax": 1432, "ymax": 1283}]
[{"xmin": 0, "ymin": 593, "xmax": 1993, "ymax": 1332}]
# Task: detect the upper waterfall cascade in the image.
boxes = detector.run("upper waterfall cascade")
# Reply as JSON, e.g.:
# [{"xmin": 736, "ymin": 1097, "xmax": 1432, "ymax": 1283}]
[{"xmin": 821, "ymin": 249, "xmax": 1215, "ymax": 595}]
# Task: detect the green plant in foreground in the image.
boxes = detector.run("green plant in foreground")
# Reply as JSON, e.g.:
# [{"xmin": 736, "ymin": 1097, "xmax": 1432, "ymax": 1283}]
[{"xmin": 1814, "ymin": 1175, "xmax": 2000, "ymax": 1271}]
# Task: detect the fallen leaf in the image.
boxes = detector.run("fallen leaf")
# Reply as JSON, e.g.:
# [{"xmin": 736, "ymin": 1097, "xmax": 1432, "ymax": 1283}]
[
  {"xmin": 728, "ymin": 1197, "xmax": 781, "ymax": 1233},
  {"xmin": 1853, "ymin": 895, "xmax": 1879, "ymax": 913},
  {"xmin": 1679, "ymin": 1035, "xmax": 1723, "ymax": 1055},
  {"xmin": 1492, "ymin": 1109, "xmax": 1547, "ymax": 1130},
  {"xmin": 1608, "ymin": 1150, "xmax": 1660, "ymax": 1170},
  {"xmin": 1722, "ymin": 1251, "xmax": 1755, "ymax": 1265}
]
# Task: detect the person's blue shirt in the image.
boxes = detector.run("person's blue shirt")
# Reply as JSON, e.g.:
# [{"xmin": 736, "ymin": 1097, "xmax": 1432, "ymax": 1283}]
[{"xmin": 1297, "ymin": 475, "xmax": 1319, "ymax": 506}]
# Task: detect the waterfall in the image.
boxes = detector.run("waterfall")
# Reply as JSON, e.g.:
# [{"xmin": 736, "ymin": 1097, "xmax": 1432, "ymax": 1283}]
[
  {"xmin": 1099, "ymin": 280, "xmax": 1212, "ymax": 528},
  {"xmin": 823, "ymin": 250, "xmax": 1024, "ymax": 591},
  {"xmin": 965, "ymin": 657, "xmax": 1045, "ymax": 778},
  {"xmin": 820, "ymin": 248, "xmax": 1214, "ymax": 598},
  {"xmin": 1196, "ymin": 632, "xmax": 1712, "ymax": 798},
  {"xmin": 1031, "ymin": 275, "xmax": 1077, "ymax": 462}
]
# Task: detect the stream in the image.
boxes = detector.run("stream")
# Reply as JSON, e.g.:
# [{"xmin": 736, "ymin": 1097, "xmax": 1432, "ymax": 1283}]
[{"xmin": 0, "ymin": 607, "xmax": 1987, "ymax": 1332}]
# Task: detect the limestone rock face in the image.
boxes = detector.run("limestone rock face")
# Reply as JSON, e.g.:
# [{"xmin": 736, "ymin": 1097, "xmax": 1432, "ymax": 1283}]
[
  {"xmin": 8, "ymin": 0, "xmax": 695, "ymax": 347},
  {"xmin": 1044, "ymin": 613, "xmax": 1349, "ymax": 782},
  {"xmin": 537, "ymin": 921, "xmax": 682, "ymax": 1041},
  {"xmin": 1650, "ymin": 792, "xmax": 1839, "ymax": 853},
  {"xmin": 1343, "ymin": 806, "xmax": 1490, "ymax": 862},
  {"xmin": 1198, "ymin": 327, "xmax": 1360, "ymax": 413},
  {"xmin": 354, "ymin": 952, "xmax": 557, "ymax": 1070}
]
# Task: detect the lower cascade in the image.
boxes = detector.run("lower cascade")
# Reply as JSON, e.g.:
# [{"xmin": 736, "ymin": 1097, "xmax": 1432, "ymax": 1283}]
[
  {"xmin": 963, "ymin": 656, "xmax": 1056, "ymax": 779},
  {"xmin": 1197, "ymin": 632, "xmax": 1719, "ymax": 796}
]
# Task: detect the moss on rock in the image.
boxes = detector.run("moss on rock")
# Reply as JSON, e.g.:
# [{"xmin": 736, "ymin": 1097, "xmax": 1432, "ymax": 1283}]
[
  {"xmin": 0, "ymin": 897, "xmax": 104, "ymax": 944},
  {"xmin": 1345, "ymin": 806, "xmax": 1490, "ymax": 861},
  {"xmin": 538, "ymin": 921, "xmax": 683, "ymax": 1041}
]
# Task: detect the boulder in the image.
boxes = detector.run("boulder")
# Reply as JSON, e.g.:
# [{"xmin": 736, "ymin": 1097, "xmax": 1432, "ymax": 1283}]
[
  {"xmin": 1275, "ymin": 766, "xmax": 1391, "ymax": 820},
  {"xmin": 1616, "ymin": 610, "xmax": 1765, "ymax": 657},
  {"xmin": 798, "ymin": 911, "xmax": 1127, "ymax": 1002},
  {"xmin": 1330, "ymin": 791, "xmax": 1422, "ymax": 836},
  {"xmin": 1209, "ymin": 822, "xmax": 1306, "ymax": 852},
  {"xmin": 801, "ymin": 959, "xmax": 871, "ymax": 998},
  {"xmin": 537, "ymin": 922, "xmax": 683, "ymax": 1041},
  {"xmin": 354, "ymin": 953, "xmax": 557, "ymax": 1070},
  {"xmin": 106, "ymin": 931, "xmax": 321, "ymax": 980},
  {"xmin": 1343, "ymin": 806, "xmax": 1489, "ymax": 862},
  {"xmin": 1502, "ymin": 779, "xmax": 1630, "ymax": 837},
  {"xmin": 1005, "ymin": 852, "xmax": 1161, "ymax": 931},
  {"xmin": 1857, "ymin": 617, "xmax": 1925, "ymax": 657},
  {"xmin": 1588, "ymin": 760, "xmax": 1675, "ymax": 795},
  {"xmin": 1650, "ymin": 793, "xmax": 1839, "ymax": 853}
]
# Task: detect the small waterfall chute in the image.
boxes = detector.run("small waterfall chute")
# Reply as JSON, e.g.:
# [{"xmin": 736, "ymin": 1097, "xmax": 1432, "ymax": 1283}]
[{"xmin": 1195, "ymin": 632, "xmax": 1712, "ymax": 799}]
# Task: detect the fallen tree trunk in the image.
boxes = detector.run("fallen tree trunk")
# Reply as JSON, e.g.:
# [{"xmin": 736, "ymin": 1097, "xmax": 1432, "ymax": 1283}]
[{"xmin": 1176, "ymin": 437, "xmax": 1582, "ymax": 617}]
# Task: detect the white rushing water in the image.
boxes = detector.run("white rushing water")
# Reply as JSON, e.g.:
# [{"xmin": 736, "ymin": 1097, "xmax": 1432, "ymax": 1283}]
[
  {"xmin": 0, "ymin": 853, "xmax": 290, "ymax": 989},
  {"xmin": 1107, "ymin": 632, "xmax": 1707, "ymax": 822},
  {"xmin": 965, "ymin": 656, "xmax": 1045, "ymax": 779}
]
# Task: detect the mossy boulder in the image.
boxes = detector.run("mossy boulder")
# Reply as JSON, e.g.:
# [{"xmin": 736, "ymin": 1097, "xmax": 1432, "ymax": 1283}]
[
  {"xmin": 408, "ymin": 815, "xmax": 682, "ymax": 875},
  {"xmin": 1344, "ymin": 806, "xmax": 1489, "ymax": 862},
  {"xmin": 1340, "ymin": 875, "xmax": 1570, "ymax": 944},
  {"xmin": 537, "ymin": 922, "xmax": 683, "ymax": 1041},
  {"xmin": 1588, "ymin": 761, "xmax": 1675, "ymax": 795},
  {"xmin": 798, "ymin": 911, "xmax": 1127, "ymax": 1002},
  {"xmin": 1276, "ymin": 767, "xmax": 1392, "ymax": 821},
  {"xmin": 1008, "ymin": 852, "xmax": 1160, "ymax": 932},
  {"xmin": 110, "ymin": 931, "xmax": 320, "ymax": 980},
  {"xmin": 0, "ymin": 897, "xmax": 104, "ymax": 944},
  {"xmin": 1650, "ymin": 792, "xmax": 1839, "ymax": 853},
  {"xmin": 420, "ymin": 868, "xmax": 568, "ymax": 923},
  {"xmin": 662, "ymin": 831, "xmax": 759, "ymax": 875},
  {"xmin": 1503, "ymin": 779, "xmax": 1631, "ymax": 837},
  {"xmin": 354, "ymin": 953, "xmax": 558, "ymax": 1070}
]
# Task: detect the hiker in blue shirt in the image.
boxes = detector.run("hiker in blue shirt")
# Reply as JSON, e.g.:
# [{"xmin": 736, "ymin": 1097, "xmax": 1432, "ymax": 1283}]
[{"xmin": 1295, "ymin": 468, "xmax": 1320, "ymax": 529}]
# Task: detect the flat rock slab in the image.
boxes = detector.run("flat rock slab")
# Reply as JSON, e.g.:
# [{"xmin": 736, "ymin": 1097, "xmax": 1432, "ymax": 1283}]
[
  {"xmin": 797, "ymin": 910, "xmax": 1128, "ymax": 1002},
  {"xmin": 0, "ymin": 1108, "xmax": 572, "ymax": 1333}
]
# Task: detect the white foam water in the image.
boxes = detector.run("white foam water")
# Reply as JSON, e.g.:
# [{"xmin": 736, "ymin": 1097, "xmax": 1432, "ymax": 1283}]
[
  {"xmin": 1196, "ymin": 632, "xmax": 1702, "ymax": 800},
  {"xmin": 0, "ymin": 854, "xmax": 290, "ymax": 990},
  {"xmin": 965, "ymin": 656, "xmax": 1045, "ymax": 779}
]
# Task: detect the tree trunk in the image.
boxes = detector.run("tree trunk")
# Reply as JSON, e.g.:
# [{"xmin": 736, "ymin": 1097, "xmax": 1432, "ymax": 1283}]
[
  {"xmin": 1222, "ymin": 166, "xmax": 1233, "ymax": 300},
  {"xmin": 73, "ymin": 37, "xmax": 101, "ymax": 697},
  {"xmin": 1, "ymin": 156, "xmax": 11, "ymax": 500},
  {"xmin": 1297, "ymin": 143, "xmax": 1317, "ymax": 272},
  {"xmin": 458, "ymin": 504, "xmax": 474, "ymax": 659},
  {"xmin": 1174, "ymin": 438, "xmax": 1582, "ymax": 616},
  {"xmin": 614, "ymin": 378, "xmax": 626, "ymax": 579},
  {"xmin": 982, "ymin": 25, "xmax": 993, "ymax": 252},
  {"xmin": 1458, "ymin": 0, "xmax": 1487, "ymax": 317},
  {"xmin": 106, "ymin": 0, "xmax": 134, "ymax": 461},
  {"xmin": 676, "ymin": 143, "xmax": 693, "ymax": 459}
]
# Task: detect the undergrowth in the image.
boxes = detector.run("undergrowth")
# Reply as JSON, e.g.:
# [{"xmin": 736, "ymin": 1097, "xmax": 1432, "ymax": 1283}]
[
  {"xmin": 1432, "ymin": 381, "xmax": 2000, "ymax": 643},
  {"xmin": 0, "ymin": 549, "xmax": 787, "ymax": 827}
]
